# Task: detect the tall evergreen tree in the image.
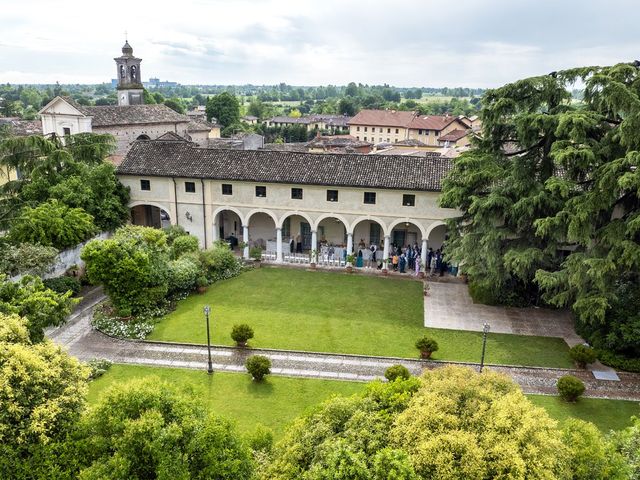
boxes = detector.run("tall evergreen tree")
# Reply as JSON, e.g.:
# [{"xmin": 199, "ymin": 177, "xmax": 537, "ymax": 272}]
[{"xmin": 441, "ymin": 62, "xmax": 640, "ymax": 362}]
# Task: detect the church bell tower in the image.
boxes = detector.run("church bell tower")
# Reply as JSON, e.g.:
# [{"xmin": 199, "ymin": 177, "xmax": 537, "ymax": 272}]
[{"xmin": 114, "ymin": 40, "xmax": 144, "ymax": 106}]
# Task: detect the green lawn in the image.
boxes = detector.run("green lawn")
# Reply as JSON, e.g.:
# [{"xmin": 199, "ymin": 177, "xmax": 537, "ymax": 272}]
[
  {"xmin": 148, "ymin": 268, "xmax": 572, "ymax": 368},
  {"xmin": 87, "ymin": 365, "xmax": 638, "ymax": 438},
  {"xmin": 528, "ymin": 394, "xmax": 639, "ymax": 433},
  {"xmin": 87, "ymin": 364, "xmax": 363, "ymax": 438}
]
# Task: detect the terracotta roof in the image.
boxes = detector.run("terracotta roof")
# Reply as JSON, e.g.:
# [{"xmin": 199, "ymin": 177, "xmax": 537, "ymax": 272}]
[
  {"xmin": 156, "ymin": 132, "xmax": 191, "ymax": 142},
  {"xmin": 438, "ymin": 129, "xmax": 469, "ymax": 142},
  {"xmin": 80, "ymin": 104, "xmax": 190, "ymax": 127},
  {"xmin": 408, "ymin": 115, "xmax": 460, "ymax": 131},
  {"xmin": 348, "ymin": 109, "xmax": 416, "ymax": 128},
  {"xmin": 394, "ymin": 139, "xmax": 429, "ymax": 147},
  {"xmin": 306, "ymin": 135, "xmax": 372, "ymax": 149},
  {"xmin": 0, "ymin": 118, "xmax": 41, "ymax": 136},
  {"xmin": 117, "ymin": 139, "xmax": 451, "ymax": 191},
  {"xmin": 268, "ymin": 114, "xmax": 350, "ymax": 126},
  {"xmin": 187, "ymin": 119, "xmax": 216, "ymax": 132}
]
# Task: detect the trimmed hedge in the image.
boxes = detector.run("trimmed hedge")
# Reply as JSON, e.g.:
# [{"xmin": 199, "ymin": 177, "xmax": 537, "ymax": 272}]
[
  {"xmin": 384, "ymin": 365, "xmax": 411, "ymax": 382},
  {"xmin": 557, "ymin": 375, "xmax": 585, "ymax": 402},
  {"xmin": 597, "ymin": 349, "xmax": 640, "ymax": 373}
]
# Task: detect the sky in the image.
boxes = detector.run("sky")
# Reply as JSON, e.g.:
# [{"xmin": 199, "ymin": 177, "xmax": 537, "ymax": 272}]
[{"xmin": 1, "ymin": 0, "xmax": 639, "ymax": 88}]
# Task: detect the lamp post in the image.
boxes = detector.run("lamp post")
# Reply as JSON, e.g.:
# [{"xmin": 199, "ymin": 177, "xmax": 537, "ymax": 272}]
[
  {"xmin": 479, "ymin": 322, "xmax": 490, "ymax": 373},
  {"xmin": 204, "ymin": 305, "xmax": 213, "ymax": 375}
]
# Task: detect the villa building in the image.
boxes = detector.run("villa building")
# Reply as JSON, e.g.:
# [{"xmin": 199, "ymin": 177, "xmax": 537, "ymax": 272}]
[{"xmin": 117, "ymin": 137, "xmax": 458, "ymax": 267}]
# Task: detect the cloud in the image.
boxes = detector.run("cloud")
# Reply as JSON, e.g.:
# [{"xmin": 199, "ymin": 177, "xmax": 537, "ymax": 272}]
[{"xmin": 0, "ymin": 0, "xmax": 639, "ymax": 86}]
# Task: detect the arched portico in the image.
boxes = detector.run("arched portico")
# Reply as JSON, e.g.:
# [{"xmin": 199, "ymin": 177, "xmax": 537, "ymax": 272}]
[
  {"xmin": 316, "ymin": 216, "xmax": 349, "ymax": 266},
  {"xmin": 213, "ymin": 208, "xmax": 244, "ymax": 252},
  {"xmin": 130, "ymin": 202, "xmax": 171, "ymax": 229},
  {"xmin": 351, "ymin": 217, "xmax": 386, "ymax": 268}
]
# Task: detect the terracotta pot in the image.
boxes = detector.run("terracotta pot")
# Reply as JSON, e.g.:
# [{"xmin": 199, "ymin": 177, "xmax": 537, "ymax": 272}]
[
  {"xmin": 382, "ymin": 269, "xmax": 388, "ymax": 276},
  {"xmin": 236, "ymin": 341, "xmax": 248, "ymax": 348},
  {"xmin": 346, "ymin": 266, "xmax": 353, "ymax": 273},
  {"xmin": 420, "ymin": 350, "xmax": 433, "ymax": 359},
  {"xmin": 310, "ymin": 262, "xmax": 316, "ymax": 270},
  {"xmin": 197, "ymin": 286, "xmax": 208, "ymax": 294},
  {"xmin": 418, "ymin": 272, "xmax": 425, "ymax": 279}
]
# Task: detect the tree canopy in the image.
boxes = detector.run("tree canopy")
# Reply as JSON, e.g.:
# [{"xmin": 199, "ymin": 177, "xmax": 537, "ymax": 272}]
[
  {"xmin": 440, "ymin": 62, "xmax": 640, "ymax": 363},
  {"xmin": 262, "ymin": 365, "xmax": 627, "ymax": 479},
  {"xmin": 206, "ymin": 92, "xmax": 241, "ymax": 128}
]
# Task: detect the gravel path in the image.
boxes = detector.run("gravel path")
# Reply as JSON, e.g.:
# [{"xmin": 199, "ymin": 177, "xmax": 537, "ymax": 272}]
[{"xmin": 47, "ymin": 290, "xmax": 640, "ymax": 401}]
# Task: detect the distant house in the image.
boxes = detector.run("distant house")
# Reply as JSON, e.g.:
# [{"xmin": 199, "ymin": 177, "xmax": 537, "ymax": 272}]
[
  {"xmin": 187, "ymin": 105, "xmax": 207, "ymax": 120},
  {"xmin": 242, "ymin": 115, "xmax": 258, "ymax": 125},
  {"xmin": 208, "ymin": 132, "xmax": 264, "ymax": 150},
  {"xmin": 305, "ymin": 135, "xmax": 373, "ymax": 154},
  {"xmin": 349, "ymin": 109, "xmax": 472, "ymax": 148}
]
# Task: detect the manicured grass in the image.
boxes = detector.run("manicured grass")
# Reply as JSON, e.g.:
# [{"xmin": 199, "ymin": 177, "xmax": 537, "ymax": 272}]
[
  {"xmin": 148, "ymin": 267, "xmax": 572, "ymax": 368},
  {"xmin": 527, "ymin": 394, "xmax": 640, "ymax": 432},
  {"xmin": 87, "ymin": 364, "xmax": 363, "ymax": 438},
  {"xmin": 86, "ymin": 365, "xmax": 637, "ymax": 438}
]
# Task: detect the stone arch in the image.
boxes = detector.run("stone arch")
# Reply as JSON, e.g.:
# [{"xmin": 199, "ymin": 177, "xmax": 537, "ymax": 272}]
[
  {"xmin": 212, "ymin": 206, "xmax": 245, "ymax": 226},
  {"xmin": 129, "ymin": 200, "xmax": 172, "ymax": 214},
  {"xmin": 136, "ymin": 134, "xmax": 151, "ymax": 140},
  {"xmin": 245, "ymin": 208, "xmax": 279, "ymax": 227},
  {"xmin": 277, "ymin": 211, "xmax": 314, "ymax": 229},
  {"xmin": 425, "ymin": 220, "xmax": 447, "ymax": 238},
  {"xmin": 129, "ymin": 202, "xmax": 171, "ymax": 229},
  {"xmin": 387, "ymin": 218, "xmax": 427, "ymax": 238},
  {"xmin": 349, "ymin": 215, "xmax": 389, "ymax": 236},
  {"xmin": 312, "ymin": 213, "xmax": 350, "ymax": 232}
]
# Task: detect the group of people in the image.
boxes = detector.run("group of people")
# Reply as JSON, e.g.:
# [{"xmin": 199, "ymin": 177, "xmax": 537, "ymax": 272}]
[{"xmin": 353, "ymin": 239, "xmax": 449, "ymax": 276}]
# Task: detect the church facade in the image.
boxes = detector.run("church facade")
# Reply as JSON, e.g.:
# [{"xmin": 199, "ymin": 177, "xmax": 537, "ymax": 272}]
[{"xmin": 38, "ymin": 41, "xmax": 219, "ymax": 156}]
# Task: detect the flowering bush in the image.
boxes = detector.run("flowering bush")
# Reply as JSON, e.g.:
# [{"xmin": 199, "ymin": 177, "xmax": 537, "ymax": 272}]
[{"xmin": 91, "ymin": 302, "xmax": 161, "ymax": 339}]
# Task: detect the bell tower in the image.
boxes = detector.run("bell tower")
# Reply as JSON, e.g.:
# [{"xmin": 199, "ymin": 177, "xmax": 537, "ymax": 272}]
[{"xmin": 114, "ymin": 40, "xmax": 144, "ymax": 106}]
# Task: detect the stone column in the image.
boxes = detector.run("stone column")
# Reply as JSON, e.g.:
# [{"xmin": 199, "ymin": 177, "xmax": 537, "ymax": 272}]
[
  {"xmin": 346, "ymin": 233, "xmax": 353, "ymax": 255},
  {"xmin": 383, "ymin": 235, "xmax": 390, "ymax": 270},
  {"xmin": 211, "ymin": 221, "xmax": 219, "ymax": 242},
  {"xmin": 311, "ymin": 230, "xmax": 317, "ymax": 262},
  {"xmin": 276, "ymin": 227, "xmax": 283, "ymax": 263},
  {"xmin": 421, "ymin": 238, "xmax": 428, "ymax": 268},
  {"xmin": 242, "ymin": 225, "xmax": 249, "ymax": 259}
]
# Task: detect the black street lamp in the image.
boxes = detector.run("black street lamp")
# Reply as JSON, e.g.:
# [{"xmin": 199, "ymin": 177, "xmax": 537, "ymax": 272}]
[
  {"xmin": 479, "ymin": 322, "xmax": 490, "ymax": 373},
  {"xmin": 204, "ymin": 305, "xmax": 213, "ymax": 375}
]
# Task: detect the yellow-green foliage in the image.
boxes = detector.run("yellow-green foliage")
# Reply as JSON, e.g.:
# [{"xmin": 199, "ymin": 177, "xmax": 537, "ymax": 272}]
[{"xmin": 392, "ymin": 366, "xmax": 566, "ymax": 479}]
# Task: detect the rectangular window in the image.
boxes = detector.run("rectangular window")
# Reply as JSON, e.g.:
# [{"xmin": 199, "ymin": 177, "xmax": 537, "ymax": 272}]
[
  {"xmin": 364, "ymin": 192, "xmax": 376, "ymax": 204},
  {"xmin": 63, "ymin": 127, "xmax": 71, "ymax": 136},
  {"xmin": 140, "ymin": 179, "xmax": 150, "ymax": 191},
  {"xmin": 387, "ymin": 128, "xmax": 391, "ymax": 133},
  {"xmin": 364, "ymin": 127, "xmax": 368, "ymax": 132},
  {"xmin": 386, "ymin": 138, "xmax": 390, "ymax": 143},
  {"xmin": 356, "ymin": 126, "xmax": 360, "ymax": 131},
  {"xmin": 291, "ymin": 187, "xmax": 303, "ymax": 200},
  {"xmin": 185, "ymin": 181, "xmax": 196, "ymax": 193},
  {"xmin": 395, "ymin": 128, "xmax": 399, "ymax": 134},
  {"xmin": 327, "ymin": 189, "xmax": 338, "ymax": 202},
  {"xmin": 222, "ymin": 183, "xmax": 233, "ymax": 195},
  {"xmin": 255, "ymin": 186, "xmax": 267, "ymax": 197},
  {"xmin": 403, "ymin": 194, "xmax": 416, "ymax": 206},
  {"xmin": 356, "ymin": 136, "xmax": 360, "ymax": 140},
  {"xmin": 364, "ymin": 136, "xmax": 367, "ymax": 141},
  {"xmin": 418, "ymin": 129, "xmax": 423, "ymax": 135},
  {"xmin": 379, "ymin": 137, "xmax": 382, "ymax": 143}
]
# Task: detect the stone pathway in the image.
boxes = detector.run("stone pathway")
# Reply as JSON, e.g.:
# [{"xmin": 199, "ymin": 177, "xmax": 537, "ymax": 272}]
[
  {"xmin": 47, "ymin": 291, "xmax": 640, "ymax": 401},
  {"xmin": 424, "ymin": 282, "xmax": 584, "ymax": 345}
]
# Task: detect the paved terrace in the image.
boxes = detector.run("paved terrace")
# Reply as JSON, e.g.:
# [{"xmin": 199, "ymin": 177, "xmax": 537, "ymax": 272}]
[{"xmin": 46, "ymin": 288, "xmax": 640, "ymax": 401}]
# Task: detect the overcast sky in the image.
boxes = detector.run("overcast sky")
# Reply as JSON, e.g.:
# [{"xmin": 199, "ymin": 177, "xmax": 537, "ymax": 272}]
[{"xmin": 1, "ymin": 0, "xmax": 638, "ymax": 88}]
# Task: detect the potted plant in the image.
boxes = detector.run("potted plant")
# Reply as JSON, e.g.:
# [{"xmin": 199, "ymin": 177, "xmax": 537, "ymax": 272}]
[
  {"xmin": 346, "ymin": 254, "xmax": 355, "ymax": 273},
  {"xmin": 231, "ymin": 323, "xmax": 254, "ymax": 347},
  {"xmin": 309, "ymin": 249, "xmax": 317, "ymax": 269},
  {"xmin": 250, "ymin": 247, "xmax": 263, "ymax": 266},
  {"xmin": 415, "ymin": 336, "xmax": 439, "ymax": 359},
  {"xmin": 196, "ymin": 275, "xmax": 208, "ymax": 294},
  {"xmin": 569, "ymin": 344, "xmax": 597, "ymax": 369}
]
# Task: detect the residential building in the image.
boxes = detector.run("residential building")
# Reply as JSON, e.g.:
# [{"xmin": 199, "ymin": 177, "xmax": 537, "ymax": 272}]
[
  {"xmin": 117, "ymin": 137, "xmax": 458, "ymax": 267},
  {"xmin": 266, "ymin": 114, "xmax": 350, "ymax": 133},
  {"xmin": 348, "ymin": 109, "xmax": 415, "ymax": 143},
  {"xmin": 407, "ymin": 114, "xmax": 471, "ymax": 147}
]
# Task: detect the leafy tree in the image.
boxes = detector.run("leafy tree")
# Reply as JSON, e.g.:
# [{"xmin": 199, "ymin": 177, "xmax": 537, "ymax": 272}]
[
  {"xmin": 0, "ymin": 313, "xmax": 88, "ymax": 479},
  {"xmin": 247, "ymin": 98, "xmax": 266, "ymax": 119},
  {"xmin": 288, "ymin": 108, "xmax": 302, "ymax": 118},
  {"xmin": 8, "ymin": 199, "xmax": 97, "ymax": 249},
  {"xmin": 338, "ymin": 98, "xmax": 356, "ymax": 116},
  {"xmin": 0, "ymin": 242, "xmax": 58, "ymax": 277},
  {"xmin": 345, "ymin": 82, "xmax": 359, "ymax": 97},
  {"xmin": 0, "ymin": 274, "xmax": 77, "ymax": 342},
  {"xmin": 75, "ymin": 378, "xmax": 253, "ymax": 479},
  {"xmin": 440, "ymin": 60, "xmax": 640, "ymax": 346},
  {"xmin": 142, "ymin": 88, "xmax": 156, "ymax": 104},
  {"xmin": 81, "ymin": 225, "xmax": 170, "ymax": 316},
  {"xmin": 206, "ymin": 92, "xmax": 240, "ymax": 127},
  {"xmin": 611, "ymin": 415, "xmax": 640, "ymax": 478},
  {"xmin": 164, "ymin": 97, "xmax": 185, "ymax": 113}
]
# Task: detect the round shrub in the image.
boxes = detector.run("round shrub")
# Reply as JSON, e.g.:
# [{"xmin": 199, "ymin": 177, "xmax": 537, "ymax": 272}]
[
  {"xmin": 415, "ymin": 336, "xmax": 439, "ymax": 359},
  {"xmin": 569, "ymin": 344, "xmax": 597, "ymax": 368},
  {"xmin": 231, "ymin": 324, "xmax": 254, "ymax": 347},
  {"xmin": 249, "ymin": 247, "xmax": 263, "ymax": 261},
  {"xmin": 245, "ymin": 355, "xmax": 271, "ymax": 381},
  {"xmin": 557, "ymin": 375, "xmax": 585, "ymax": 402},
  {"xmin": 384, "ymin": 364, "xmax": 411, "ymax": 382},
  {"xmin": 170, "ymin": 234, "xmax": 199, "ymax": 259},
  {"xmin": 167, "ymin": 257, "xmax": 199, "ymax": 293},
  {"xmin": 43, "ymin": 276, "xmax": 82, "ymax": 296}
]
